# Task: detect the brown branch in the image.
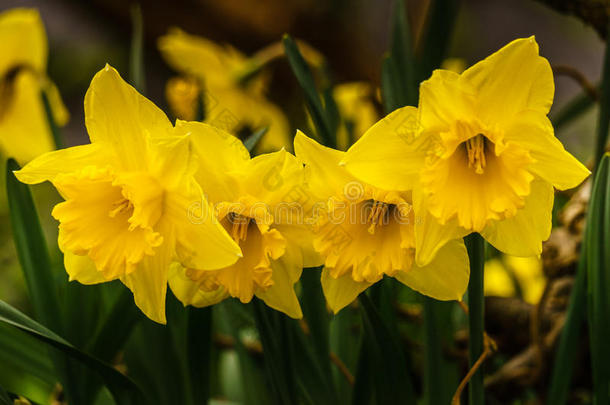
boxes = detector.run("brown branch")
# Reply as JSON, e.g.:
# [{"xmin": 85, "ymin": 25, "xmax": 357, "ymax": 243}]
[
  {"xmin": 552, "ymin": 65, "xmax": 599, "ymax": 101},
  {"xmin": 534, "ymin": 0, "xmax": 610, "ymax": 40},
  {"xmin": 452, "ymin": 334, "xmax": 497, "ymax": 405}
]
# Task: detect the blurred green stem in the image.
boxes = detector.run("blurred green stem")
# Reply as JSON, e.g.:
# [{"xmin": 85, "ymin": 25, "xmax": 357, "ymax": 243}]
[
  {"xmin": 465, "ymin": 233, "xmax": 485, "ymax": 405},
  {"xmin": 594, "ymin": 19, "xmax": 610, "ymax": 168},
  {"xmin": 423, "ymin": 298, "xmax": 443, "ymax": 405}
]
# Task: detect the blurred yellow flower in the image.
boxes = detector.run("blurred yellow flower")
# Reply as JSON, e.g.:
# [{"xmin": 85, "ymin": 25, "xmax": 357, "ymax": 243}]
[
  {"xmin": 342, "ymin": 37, "xmax": 590, "ymax": 264},
  {"xmin": 15, "ymin": 65, "xmax": 241, "ymax": 323},
  {"xmin": 295, "ymin": 130, "xmax": 469, "ymax": 313},
  {"xmin": 158, "ymin": 28, "xmax": 289, "ymax": 153},
  {"xmin": 333, "ymin": 82, "xmax": 378, "ymax": 150},
  {"xmin": 484, "ymin": 256, "xmax": 545, "ymax": 304},
  {"xmin": 0, "ymin": 8, "xmax": 68, "ymax": 164},
  {"xmin": 169, "ymin": 123, "xmax": 319, "ymax": 318}
]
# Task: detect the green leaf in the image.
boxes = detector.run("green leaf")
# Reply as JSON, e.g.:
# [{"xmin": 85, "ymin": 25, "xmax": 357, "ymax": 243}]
[
  {"xmin": 252, "ymin": 299, "xmax": 298, "ymax": 404},
  {"xmin": 129, "ymin": 4, "xmax": 145, "ymax": 94},
  {"xmin": 351, "ymin": 334, "xmax": 373, "ymax": 405},
  {"xmin": 465, "ymin": 233, "xmax": 485, "ymax": 405},
  {"xmin": 383, "ymin": 0, "xmax": 417, "ymax": 110},
  {"xmin": 416, "ymin": 0, "xmax": 460, "ymax": 83},
  {"xmin": 218, "ymin": 301, "xmax": 269, "ymax": 405},
  {"xmin": 41, "ymin": 91, "xmax": 64, "ymax": 149},
  {"xmin": 6, "ymin": 159, "xmax": 62, "ymax": 333},
  {"xmin": 595, "ymin": 20, "xmax": 610, "ymax": 167},
  {"xmin": 586, "ymin": 154, "xmax": 610, "ymax": 405},
  {"xmin": 187, "ymin": 306, "xmax": 213, "ymax": 404},
  {"xmin": 357, "ymin": 293, "xmax": 414, "ymax": 404},
  {"xmin": 282, "ymin": 34, "xmax": 335, "ymax": 148},
  {"xmin": 243, "ymin": 127, "xmax": 268, "ymax": 152},
  {"xmin": 423, "ymin": 298, "xmax": 445, "ymax": 405},
  {"xmin": 87, "ymin": 286, "xmax": 142, "ymax": 362},
  {"xmin": 0, "ymin": 299, "xmax": 145, "ymax": 405},
  {"xmin": 0, "ymin": 384, "xmax": 11, "ymax": 405},
  {"xmin": 0, "ymin": 323, "xmax": 55, "ymax": 404}
]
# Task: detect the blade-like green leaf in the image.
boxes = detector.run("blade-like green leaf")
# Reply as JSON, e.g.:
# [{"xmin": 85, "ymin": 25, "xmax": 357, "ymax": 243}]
[
  {"xmin": 282, "ymin": 34, "xmax": 335, "ymax": 147},
  {"xmin": 416, "ymin": 0, "xmax": 460, "ymax": 83},
  {"xmin": 243, "ymin": 127, "xmax": 268, "ymax": 152},
  {"xmin": 384, "ymin": 0, "xmax": 417, "ymax": 110},
  {"xmin": 187, "ymin": 306, "xmax": 213, "ymax": 404},
  {"xmin": 586, "ymin": 155, "xmax": 610, "ymax": 405},
  {"xmin": 41, "ymin": 91, "xmax": 64, "ymax": 149},
  {"xmin": 357, "ymin": 293, "xmax": 414, "ymax": 404},
  {"xmin": 0, "ymin": 299, "xmax": 145, "ymax": 405},
  {"xmin": 129, "ymin": 4, "xmax": 145, "ymax": 94},
  {"xmin": 465, "ymin": 233, "xmax": 485, "ymax": 405},
  {"xmin": 595, "ymin": 20, "xmax": 610, "ymax": 167},
  {"xmin": 252, "ymin": 299, "xmax": 298, "ymax": 404}
]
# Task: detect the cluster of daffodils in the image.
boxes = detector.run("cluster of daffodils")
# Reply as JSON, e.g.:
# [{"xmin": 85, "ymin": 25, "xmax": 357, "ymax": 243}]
[{"xmin": 12, "ymin": 8, "xmax": 588, "ymax": 324}]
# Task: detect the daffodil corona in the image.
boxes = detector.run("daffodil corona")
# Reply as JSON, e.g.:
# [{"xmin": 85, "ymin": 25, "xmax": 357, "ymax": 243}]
[
  {"xmin": 15, "ymin": 65, "xmax": 242, "ymax": 323},
  {"xmin": 169, "ymin": 123, "xmax": 319, "ymax": 318},
  {"xmin": 0, "ymin": 8, "xmax": 68, "ymax": 164},
  {"xmin": 342, "ymin": 37, "xmax": 590, "ymax": 262},
  {"xmin": 295, "ymin": 131, "xmax": 469, "ymax": 313}
]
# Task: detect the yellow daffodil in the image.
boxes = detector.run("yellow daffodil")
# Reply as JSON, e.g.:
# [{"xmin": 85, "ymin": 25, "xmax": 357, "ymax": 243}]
[
  {"xmin": 0, "ymin": 8, "xmax": 68, "ymax": 164},
  {"xmin": 294, "ymin": 131, "xmax": 469, "ymax": 313},
  {"xmin": 333, "ymin": 82, "xmax": 378, "ymax": 150},
  {"xmin": 169, "ymin": 123, "xmax": 319, "ymax": 318},
  {"xmin": 158, "ymin": 28, "xmax": 290, "ymax": 153},
  {"xmin": 15, "ymin": 65, "xmax": 242, "ymax": 323},
  {"xmin": 342, "ymin": 37, "xmax": 590, "ymax": 264}
]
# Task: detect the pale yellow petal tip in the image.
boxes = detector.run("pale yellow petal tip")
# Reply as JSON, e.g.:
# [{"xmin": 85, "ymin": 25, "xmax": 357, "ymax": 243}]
[{"xmin": 338, "ymin": 159, "xmax": 347, "ymax": 167}]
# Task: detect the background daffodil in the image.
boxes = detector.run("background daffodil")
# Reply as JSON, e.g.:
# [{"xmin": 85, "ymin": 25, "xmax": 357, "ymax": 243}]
[
  {"xmin": 14, "ymin": 65, "xmax": 241, "ymax": 323},
  {"xmin": 169, "ymin": 123, "xmax": 319, "ymax": 318},
  {"xmin": 0, "ymin": 8, "xmax": 68, "ymax": 164},
  {"xmin": 158, "ymin": 28, "xmax": 290, "ymax": 153},
  {"xmin": 294, "ymin": 131, "xmax": 469, "ymax": 313},
  {"xmin": 342, "ymin": 37, "xmax": 590, "ymax": 263}
]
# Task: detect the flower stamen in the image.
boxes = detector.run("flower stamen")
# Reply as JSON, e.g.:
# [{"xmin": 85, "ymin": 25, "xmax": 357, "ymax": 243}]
[
  {"xmin": 229, "ymin": 213, "xmax": 251, "ymax": 242},
  {"xmin": 108, "ymin": 198, "xmax": 133, "ymax": 218},
  {"xmin": 466, "ymin": 134, "xmax": 487, "ymax": 174},
  {"xmin": 366, "ymin": 200, "xmax": 390, "ymax": 234}
]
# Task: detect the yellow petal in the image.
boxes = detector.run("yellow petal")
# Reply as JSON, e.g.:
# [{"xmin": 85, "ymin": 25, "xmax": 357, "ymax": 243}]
[
  {"xmin": 179, "ymin": 120, "xmax": 250, "ymax": 204},
  {"xmin": 294, "ymin": 130, "xmax": 353, "ymax": 198},
  {"xmin": 64, "ymin": 251, "xmax": 107, "ymax": 285},
  {"xmin": 413, "ymin": 186, "xmax": 468, "ymax": 266},
  {"xmin": 167, "ymin": 182, "xmax": 242, "ymax": 271},
  {"xmin": 0, "ymin": 8, "xmax": 46, "ymax": 76},
  {"xmin": 505, "ymin": 111, "xmax": 590, "ymax": 190},
  {"xmin": 395, "ymin": 239, "xmax": 469, "ymax": 301},
  {"xmin": 120, "ymin": 232, "xmax": 174, "ymax": 324},
  {"xmin": 84, "ymin": 65, "xmax": 173, "ymax": 171},
  {"xmin": 240, "ymin": 148, "xmax": 305, "ymax": 207},
  {"xmin": 321, "ymin": 267, "xmax": 371, "ymax": 314},
  {"xmin": 252, "ymin": 100, "xmax": 291, "ymax": 153},
  {"xmin": 481, "ymin": 179, "xmax": 553, "ymax": 256},
  {"xmin": 0, "ymin": 71, "xmax": 55, "ymax": 164},
  {"xmin": 418, "ymin": 70, "xmax": 476, "ymax": 133},
  {"xmin": 158, "ymin": 28, "xmax": 246, "ymax": 86},
  {"xmin": 275, "ymin": 224, "xmax": 323, "ymax": 268},
  {"xmin": 341, "ymin": 106, "xmax": 427, "ymax": 191},
  {"xmin": 255, "ymin": 245, "xmax": 303, "ymax": 319},
  {"xmin": 462, "ymin": 37, "xmax": 554, "ymax": 126},
  {"xmin": 168, "ymin": 263, "xmax": 229, "ymax": 307},
  {"xmin": 14, "ymin": 143, "xmax": 110, "ymax": 184}
]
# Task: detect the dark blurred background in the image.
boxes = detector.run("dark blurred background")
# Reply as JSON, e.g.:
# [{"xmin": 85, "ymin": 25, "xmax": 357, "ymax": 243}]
[{"xmin": 0, "ymin": 0, "xmax": 603, "ymax": 160}]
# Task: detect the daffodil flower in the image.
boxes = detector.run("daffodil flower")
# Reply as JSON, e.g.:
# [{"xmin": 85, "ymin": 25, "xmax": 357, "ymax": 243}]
[
  {"xmin": 333, "ymin": 82, "xmax": 378, "ymax": 150},
  {"xmin": 294, "ymin": 131, "xmax": 469, "ymax": 313},
  {"xmin": 0, "ymin": 8, "xmax": 68, "ymax": 164},
  {"xmin": 158, "ymin": 28, "xmax": 290, "ymax": 153},
  {"xmin": 169, "ymin": 123, "xmax": 319, "ymax": 318},
  {"xmin": 15, "ymin": 65, "xmax": 242, "ymax": 323},
  {"xmin": 342, "ymin": 37, "xmax": 590, "ymax": 264}
]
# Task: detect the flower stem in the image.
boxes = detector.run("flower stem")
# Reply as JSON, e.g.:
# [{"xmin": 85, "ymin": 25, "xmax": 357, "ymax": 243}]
[{"xmin": 465, "ymin": 233, "xmax": 485, "ymax": 405}]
